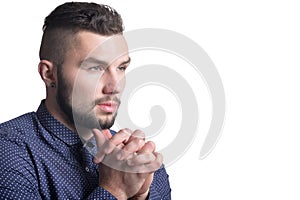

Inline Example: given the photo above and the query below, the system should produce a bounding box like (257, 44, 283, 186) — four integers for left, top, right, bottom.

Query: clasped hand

(92, 129, 163, 200)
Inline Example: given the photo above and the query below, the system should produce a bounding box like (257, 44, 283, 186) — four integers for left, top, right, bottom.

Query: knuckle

(133, 129, 145, 139)
(121, 128, 132, 135)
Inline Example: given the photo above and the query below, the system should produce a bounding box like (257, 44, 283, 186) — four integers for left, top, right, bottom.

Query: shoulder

(0, 113, 40, 197)
(0, 112, 37, 144)
(0, 112, 39, 170)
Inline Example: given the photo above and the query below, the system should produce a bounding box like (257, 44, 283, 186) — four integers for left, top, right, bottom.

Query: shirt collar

(36, 100, 81, 146)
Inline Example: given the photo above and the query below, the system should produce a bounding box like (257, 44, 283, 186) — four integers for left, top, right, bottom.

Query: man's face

(56, 31, 130, 130)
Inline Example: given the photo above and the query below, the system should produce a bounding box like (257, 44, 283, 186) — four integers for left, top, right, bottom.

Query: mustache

(94, 96, 121, 105)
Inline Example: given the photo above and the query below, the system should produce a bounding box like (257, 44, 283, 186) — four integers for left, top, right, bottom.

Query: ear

(38, 60, 57, 87)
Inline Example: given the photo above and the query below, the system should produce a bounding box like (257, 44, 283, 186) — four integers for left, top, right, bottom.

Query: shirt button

(85, 167, 90, 172)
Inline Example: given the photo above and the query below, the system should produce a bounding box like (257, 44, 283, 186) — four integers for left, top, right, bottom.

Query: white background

(1, 0, 300, 199)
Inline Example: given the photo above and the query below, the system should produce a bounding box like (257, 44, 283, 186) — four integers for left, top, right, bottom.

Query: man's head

(39, 2, 124, 66)
(38, 2, 130, 131)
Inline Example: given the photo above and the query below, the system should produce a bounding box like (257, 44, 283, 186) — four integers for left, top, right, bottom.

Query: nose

(101, 69, 123, 95)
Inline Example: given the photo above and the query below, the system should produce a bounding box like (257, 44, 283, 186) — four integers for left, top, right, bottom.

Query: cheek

(72, 74, 99, 101)
(119, 76, 126, 91)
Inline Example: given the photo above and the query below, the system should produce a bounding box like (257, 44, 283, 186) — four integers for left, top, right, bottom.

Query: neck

(44, 98, 76, 132)
(45, 98, 97, 144)
(76, 126, 94, 143)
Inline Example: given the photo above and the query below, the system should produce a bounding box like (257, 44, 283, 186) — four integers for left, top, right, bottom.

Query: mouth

(97, 101, 119, 113)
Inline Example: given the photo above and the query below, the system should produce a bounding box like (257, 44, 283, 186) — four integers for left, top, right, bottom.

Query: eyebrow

(81, 57, 131, 66)
(120, 57, 131, 65)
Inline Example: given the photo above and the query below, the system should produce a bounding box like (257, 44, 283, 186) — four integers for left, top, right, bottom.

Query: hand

(92, 129, 163, 199)
(127, 141, 158, 199)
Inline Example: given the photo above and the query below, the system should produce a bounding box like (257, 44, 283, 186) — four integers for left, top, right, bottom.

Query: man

(0, 2, 171, 199)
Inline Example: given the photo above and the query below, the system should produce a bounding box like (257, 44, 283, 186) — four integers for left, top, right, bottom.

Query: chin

(98, 116, 116, 129)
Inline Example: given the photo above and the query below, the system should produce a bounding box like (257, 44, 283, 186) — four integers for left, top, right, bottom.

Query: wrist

(99, 184, 128, 200)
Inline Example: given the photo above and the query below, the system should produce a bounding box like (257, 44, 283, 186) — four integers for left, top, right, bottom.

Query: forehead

(75, 31, 129, 64)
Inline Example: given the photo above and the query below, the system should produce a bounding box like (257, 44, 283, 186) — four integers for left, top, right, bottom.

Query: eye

(88, 65, 106, 71)
(117, 64, 127, 72)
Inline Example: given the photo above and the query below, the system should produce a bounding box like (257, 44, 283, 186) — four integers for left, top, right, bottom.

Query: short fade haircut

(39, 2, 124, 66)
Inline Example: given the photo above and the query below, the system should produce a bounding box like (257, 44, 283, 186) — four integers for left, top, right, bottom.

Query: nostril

(102, 84, 119, 95)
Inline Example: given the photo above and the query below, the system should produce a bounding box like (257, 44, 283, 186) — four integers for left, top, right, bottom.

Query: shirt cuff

(86, 187, 117, 200)
(148, 185, 162, 200)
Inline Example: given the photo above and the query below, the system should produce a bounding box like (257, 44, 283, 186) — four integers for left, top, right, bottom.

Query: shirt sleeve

(0, 129, 42, 200)
(148, 165, 172, 200)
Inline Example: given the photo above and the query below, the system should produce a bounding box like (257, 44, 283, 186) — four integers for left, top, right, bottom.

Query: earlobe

(38, 60, 57, 88)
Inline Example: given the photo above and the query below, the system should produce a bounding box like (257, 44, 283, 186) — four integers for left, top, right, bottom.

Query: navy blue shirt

(0, 101, 171, 199)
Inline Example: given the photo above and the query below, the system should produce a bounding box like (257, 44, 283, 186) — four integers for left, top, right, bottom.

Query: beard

(56, 69, 119, 130)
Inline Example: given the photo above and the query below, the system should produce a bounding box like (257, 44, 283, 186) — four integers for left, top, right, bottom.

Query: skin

(38, 31, 163, 199)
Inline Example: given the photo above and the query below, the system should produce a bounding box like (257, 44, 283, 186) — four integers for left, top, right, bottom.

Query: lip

(97, 101, 119, 113)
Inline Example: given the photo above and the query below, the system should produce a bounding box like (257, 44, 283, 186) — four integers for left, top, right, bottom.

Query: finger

(103, 128, 132, 155)
(138, 141, 156, 153)
(116, 130, 145, 160)
(101, 144, 126, 169)
(117, 138, 145, 160)
(102, 129, 113, 139)
(92, 129, 111, 163)
(92, 128, 111, 145)
(109, 128, 132, 146)
(116, 130, 146, 160)
(126, 142, 157, 166)
(146, 152, 163, 171)
(124, 129, 145, 145)
(93, 128, 132, 163)
(127, 152, 156, 166)
(127, 152, 163, 173)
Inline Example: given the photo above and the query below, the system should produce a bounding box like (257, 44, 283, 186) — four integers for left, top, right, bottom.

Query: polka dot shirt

(0, 101, 171, 199)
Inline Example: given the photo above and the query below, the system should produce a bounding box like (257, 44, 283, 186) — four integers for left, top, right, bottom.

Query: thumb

(92, 129, 112, 163)
(101, 129, 113, 139)
(92, 128, 112, 142)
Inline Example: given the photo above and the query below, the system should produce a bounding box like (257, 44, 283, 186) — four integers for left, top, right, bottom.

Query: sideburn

(56, 66, 75, 126)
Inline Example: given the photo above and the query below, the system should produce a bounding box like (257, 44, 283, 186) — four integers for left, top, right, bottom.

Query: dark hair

(39, 2, 124, 66)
